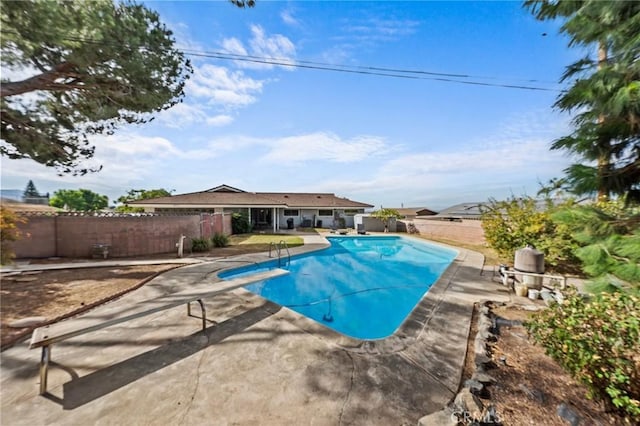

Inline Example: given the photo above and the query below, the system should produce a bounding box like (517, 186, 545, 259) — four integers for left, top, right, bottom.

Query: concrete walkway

(0, 236, 510, 425)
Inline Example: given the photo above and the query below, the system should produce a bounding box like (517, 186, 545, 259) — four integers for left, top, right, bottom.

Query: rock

(521, 304, 543, 311)
(8, 316, 47, 328)
(464, 379, 484, 395)
(541, 290, 556, 306)
(474, 353, 492, 366)
(417, 408, 457, 426)
(454, 388, 484, 421)
(477, 314, 493, 331)
(474, 336, 487, 356)
(478, 328, 496, 341)
(471, 371, 497, 384)
(557, 403, 582, 426)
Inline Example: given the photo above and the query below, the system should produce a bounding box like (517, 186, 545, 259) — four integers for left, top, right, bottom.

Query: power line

(1, 30, 562, 92)
(182, 49, 561, 92)
(182, 47, 559, 85)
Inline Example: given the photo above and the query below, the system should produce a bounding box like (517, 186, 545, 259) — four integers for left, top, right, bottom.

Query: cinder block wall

(362, 216, 397, 232)
(55, 216, 201, 258)
(9, 215, 56, 258)
(408, 218, 485, 245)
(10, 214, 230, 259)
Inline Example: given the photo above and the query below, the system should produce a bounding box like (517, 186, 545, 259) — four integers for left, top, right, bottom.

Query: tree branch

(0, 62, 80, 97)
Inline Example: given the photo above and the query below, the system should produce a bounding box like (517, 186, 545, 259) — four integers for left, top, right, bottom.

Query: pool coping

(214, 234, 471, 355)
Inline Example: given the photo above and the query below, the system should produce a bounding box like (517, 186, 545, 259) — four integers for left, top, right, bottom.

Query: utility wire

(1, 30, 562, 92)
(182, 49, 560, 92)
(182, 47, 560, 85)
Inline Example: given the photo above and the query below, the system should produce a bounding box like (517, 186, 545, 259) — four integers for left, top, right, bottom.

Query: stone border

(418, 300, 500, 425)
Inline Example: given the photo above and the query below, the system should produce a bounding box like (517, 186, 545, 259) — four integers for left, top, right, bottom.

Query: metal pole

(39, 346, 50, 395)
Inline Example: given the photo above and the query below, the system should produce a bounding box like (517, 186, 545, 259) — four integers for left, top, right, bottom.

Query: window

(318, 209, 333, 216)
(283, 209, 299, 216)
(344, 209, 361, 216)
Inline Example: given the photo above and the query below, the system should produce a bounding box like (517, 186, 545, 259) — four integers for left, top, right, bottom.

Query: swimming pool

(218, 236, 457, 340)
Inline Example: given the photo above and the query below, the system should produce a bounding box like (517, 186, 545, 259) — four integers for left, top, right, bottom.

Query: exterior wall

(275, 208, 362, 229)
(409, 218, 485, 246)
(9, 216, 56, 258)
(10, 213, 231, 259)
(354, 214, 397, 232)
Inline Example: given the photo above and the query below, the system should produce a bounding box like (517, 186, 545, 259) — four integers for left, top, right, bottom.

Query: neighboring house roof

(425, 202, 487, 220)
(391, 207, 438, 217)
(0, 199, 59, 213)
(129, 185, 373, 209)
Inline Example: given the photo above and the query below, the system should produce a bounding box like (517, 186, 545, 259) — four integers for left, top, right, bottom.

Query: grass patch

(229, 234, 304, 247)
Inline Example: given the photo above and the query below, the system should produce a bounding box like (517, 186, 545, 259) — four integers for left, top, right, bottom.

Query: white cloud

(302, 112, 573, 208)
(261, 132, 390, 165)
(0, 131, 223, 202)
(156, 103, 208, 128)
(221, 37, 248, 56)
(249, 25, 296, 59)
(281, 9, 301, 27)
(206, 114, 234, 126)
(156, 103, 235, 128)
(222, 25, 296, 70)
(187, 64, 264, 108)
(347, 17, 421, 40)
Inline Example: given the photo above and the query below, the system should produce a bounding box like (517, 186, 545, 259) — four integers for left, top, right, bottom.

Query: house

(128, 184, 373, 232)
(423, 202, 487, 221)
(391, 207, 438, 219)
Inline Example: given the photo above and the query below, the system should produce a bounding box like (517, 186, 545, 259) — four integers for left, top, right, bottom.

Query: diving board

(30, 268, 288, 394)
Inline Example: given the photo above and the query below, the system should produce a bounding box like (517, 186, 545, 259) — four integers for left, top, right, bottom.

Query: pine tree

(23, 180, 39, 198)
(524, 0, 640, 202)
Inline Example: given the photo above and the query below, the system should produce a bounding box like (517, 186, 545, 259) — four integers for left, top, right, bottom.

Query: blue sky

(1, 1, 585, 210)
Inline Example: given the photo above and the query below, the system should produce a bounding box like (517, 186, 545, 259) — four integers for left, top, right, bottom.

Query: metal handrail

(278, 240, 290, 267)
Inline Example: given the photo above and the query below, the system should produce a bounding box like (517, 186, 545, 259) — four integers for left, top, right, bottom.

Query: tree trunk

(596, 40, 610, 202)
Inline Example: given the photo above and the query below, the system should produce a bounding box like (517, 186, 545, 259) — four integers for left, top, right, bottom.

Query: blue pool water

(219, 236, 457, 340)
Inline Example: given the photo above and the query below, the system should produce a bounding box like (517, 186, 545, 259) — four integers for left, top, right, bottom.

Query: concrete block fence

(10, 213, 231, 259)
(405, 218, 486, 246)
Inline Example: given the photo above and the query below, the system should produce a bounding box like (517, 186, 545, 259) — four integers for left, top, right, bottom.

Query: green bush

(526, 288, 640, 419)
(480, 197, 578, 269)
(211, 232, 229, 248)
(191, 237, 210, 252)
(231, 212, 252, 234)
(551, 201, 640, 292)
(1, 207, 25, 265)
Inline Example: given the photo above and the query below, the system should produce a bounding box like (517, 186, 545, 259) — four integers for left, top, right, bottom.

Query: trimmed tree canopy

(49, 188, 108, 211)
(115, 188, 172, 212)
(0, 0, 192, 174)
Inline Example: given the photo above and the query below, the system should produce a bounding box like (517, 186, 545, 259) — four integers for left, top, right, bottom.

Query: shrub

(551, 201, 640, 292)
(480, 196, 578, 269)
(191, 237, 210, 252)
(526, 288, 640, 419)
(231, 212, 252, 234)
(1, 207, 26, 265)
(211, 232, 229, 248)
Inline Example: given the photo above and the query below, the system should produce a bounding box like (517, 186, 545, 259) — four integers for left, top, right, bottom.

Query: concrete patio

(0, 236, 510, 425)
